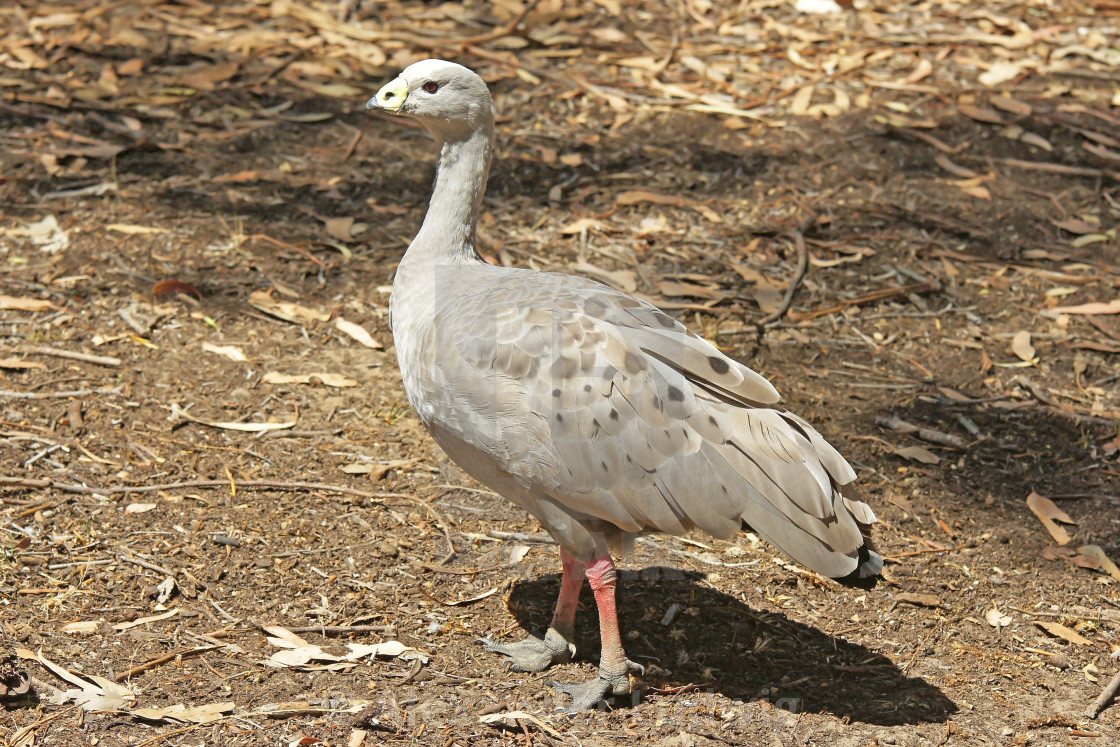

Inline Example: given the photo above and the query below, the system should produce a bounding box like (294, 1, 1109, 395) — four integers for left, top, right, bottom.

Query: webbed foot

(478, 627, 574, 673)
(548, 658, 644, 712)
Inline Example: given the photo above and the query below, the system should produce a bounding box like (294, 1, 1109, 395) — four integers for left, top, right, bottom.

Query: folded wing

(409, 266, 878, 578)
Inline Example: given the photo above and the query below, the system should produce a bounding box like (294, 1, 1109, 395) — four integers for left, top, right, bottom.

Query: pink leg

(550, 553, 644, 711)
(551, 548, 586, 640)
(584, 555, 630, 682)
(480, 547, 583, 671)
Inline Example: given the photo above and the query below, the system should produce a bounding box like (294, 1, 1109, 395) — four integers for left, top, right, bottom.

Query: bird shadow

(501, 568, 956, 726)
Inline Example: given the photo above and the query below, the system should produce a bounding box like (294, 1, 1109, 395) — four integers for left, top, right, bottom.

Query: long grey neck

(403, 121, 494, 271)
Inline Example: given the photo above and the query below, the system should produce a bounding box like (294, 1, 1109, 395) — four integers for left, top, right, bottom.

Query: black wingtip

(832, 543, 883, 590)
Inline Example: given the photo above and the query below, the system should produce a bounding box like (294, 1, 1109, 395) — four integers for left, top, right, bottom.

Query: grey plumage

(367, 58, 881, 709)
(401, 265, 879, 578)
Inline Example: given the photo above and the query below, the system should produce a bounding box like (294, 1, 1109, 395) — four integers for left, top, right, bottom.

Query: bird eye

(422, 81, 439, 94)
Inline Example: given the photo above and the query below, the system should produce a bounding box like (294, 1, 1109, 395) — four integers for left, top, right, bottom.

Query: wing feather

(403, 265, 876, 573)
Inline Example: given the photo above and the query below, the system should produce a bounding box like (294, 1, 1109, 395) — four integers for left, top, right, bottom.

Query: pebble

(1048, 653, 1070, 670)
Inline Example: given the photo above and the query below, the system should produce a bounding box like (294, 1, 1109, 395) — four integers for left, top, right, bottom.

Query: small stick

(0, 476, 404, 502)
(407, 490, 456, 563)
(954, 414, 982, 437)
(120, 554, 175, 576)
(16, 497, 71, 517)
(1086, 670, 1120, 719)
(876, 414, 968, 449)
(902, 629, 939, 674)
(757, 217, 813, 328)
(1, 476, 458, 556)
(341, 125, 363, 162)
(113, 646, 218, 682)
(487, 530, 554, 543)
(279, 624, 395, 635)
(1048, 493, 1120, 501)
(998, 157, 1118, 180)
(422, 563, 504, 575)
(244, 233, 327, 269)
(47, 559, 114, 570)
(452, 0, 543, 45)
(789, 281, 939, 322)
(18, 345, 121, 367)
(1014, 376, 1120, 426)
(133, 722, 212, 747)
(1011, 608, 1120, 624)
(0, 387, 121, 400)
(883, 544, 966, 560)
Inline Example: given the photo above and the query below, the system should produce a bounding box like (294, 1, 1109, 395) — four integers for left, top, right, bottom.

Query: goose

(366, 59, 882, 711)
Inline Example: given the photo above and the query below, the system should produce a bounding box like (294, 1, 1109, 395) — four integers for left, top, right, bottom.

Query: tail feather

(832, 524, 882, 588)
(832, 541, 883, 589)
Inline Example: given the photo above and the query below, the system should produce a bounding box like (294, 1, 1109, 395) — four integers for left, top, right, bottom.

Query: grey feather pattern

(398, 265, 877, 575)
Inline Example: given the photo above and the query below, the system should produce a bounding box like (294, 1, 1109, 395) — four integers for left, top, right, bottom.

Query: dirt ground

(3, 1, 1120, 745)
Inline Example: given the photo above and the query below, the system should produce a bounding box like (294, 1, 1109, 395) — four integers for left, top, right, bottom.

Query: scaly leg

(549, 554, 644, 712)
(480, 548, 584, 672)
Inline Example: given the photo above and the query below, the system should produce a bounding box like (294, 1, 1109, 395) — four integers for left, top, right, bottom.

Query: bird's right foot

(478, 627, 575, 673)
(549, 657, 644, 712)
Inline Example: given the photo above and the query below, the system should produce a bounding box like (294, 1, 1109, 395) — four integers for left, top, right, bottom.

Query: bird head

(367, 59, 494, 141)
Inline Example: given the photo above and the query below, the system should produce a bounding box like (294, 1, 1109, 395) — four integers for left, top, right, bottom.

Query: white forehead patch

(401, 59, 476, 84)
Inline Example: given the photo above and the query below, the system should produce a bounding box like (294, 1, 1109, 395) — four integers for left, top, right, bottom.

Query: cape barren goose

(366, 59, 882, 711)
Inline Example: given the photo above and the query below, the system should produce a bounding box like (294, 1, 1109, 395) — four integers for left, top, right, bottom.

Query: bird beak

(367, 78, 409, 113)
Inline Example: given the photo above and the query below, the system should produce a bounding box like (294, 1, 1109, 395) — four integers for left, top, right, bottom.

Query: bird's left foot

(549, 658, 644, 712)
(478, 627, 575, 673)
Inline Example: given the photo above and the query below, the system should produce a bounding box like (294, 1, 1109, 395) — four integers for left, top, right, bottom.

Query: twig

(998, 158, 1119, 181)
(120, 554, 175, 576)
(244, 233, 327, 269)
(0, 475, 456, 558)
(114, 646, 219, 683)
(17, 345, 121, 367)
(1009, 607, 1120, 624)
(788, 281, 940, 322)
(486, 530, 556, 544)
(210, 600, 239, 623)
(340, 124, 362, 162)
(0, 476, 401, 502)
(279, 624, 395, 635)
(431, 508, 457, 564)
(0, 387, 121, 400)
(24, 443, 62, 468)
(453, 0, 543, 44)
(1048, 493, 1120, 501)
(16, 497, 71, 517)
(133, 722, 212, 747)
(737, 71, 834, 112)
(757, 217, 813, 329)
(420, 587, 497, 607)
(683, 729, 739, 747)
(1012, 376, 1120, 426)
(3, 477, 109, 496)
(954, 414, 983, 437)
(422, 563, 504, 575)
(902, 628, 939, 674)
(876, 415, 968, 449)
(1086, 670, 1120, 719)
(47, 559, 114, 570)
(641, 29, 678, 76)
(883, 544, 966, 561)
